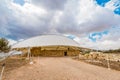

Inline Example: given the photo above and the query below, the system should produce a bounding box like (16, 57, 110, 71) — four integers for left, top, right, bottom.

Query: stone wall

(67, 50, 80, 56)
(31, 49, 80, 57)
(15, 47, 80, 57)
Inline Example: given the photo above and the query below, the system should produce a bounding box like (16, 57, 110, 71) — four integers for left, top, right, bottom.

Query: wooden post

(107, 54, 110, 70)
(0, 63, 5, 80)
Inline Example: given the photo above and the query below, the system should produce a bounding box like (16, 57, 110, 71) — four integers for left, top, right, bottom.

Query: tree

(0, 38, 11, 53)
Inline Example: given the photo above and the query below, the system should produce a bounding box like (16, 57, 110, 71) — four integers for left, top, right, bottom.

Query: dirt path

(3, 57, 120, 80)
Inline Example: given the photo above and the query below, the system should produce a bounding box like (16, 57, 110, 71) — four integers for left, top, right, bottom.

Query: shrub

(0, 38, 11, 53)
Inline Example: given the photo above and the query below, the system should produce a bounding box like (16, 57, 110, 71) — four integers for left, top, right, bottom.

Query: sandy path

(3, 57, 120, 80)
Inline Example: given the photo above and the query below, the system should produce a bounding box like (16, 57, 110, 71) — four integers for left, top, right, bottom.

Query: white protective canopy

(12, 35, 80, 48)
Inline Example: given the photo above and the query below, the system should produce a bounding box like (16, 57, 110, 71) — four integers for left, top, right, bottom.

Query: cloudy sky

(0, 0, 120, 50)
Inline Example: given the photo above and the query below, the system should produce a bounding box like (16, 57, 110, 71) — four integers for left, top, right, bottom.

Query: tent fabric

(12, 35, 80, 48)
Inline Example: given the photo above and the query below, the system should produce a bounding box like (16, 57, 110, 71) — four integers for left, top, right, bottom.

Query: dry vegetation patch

(0, 57, 29, 80)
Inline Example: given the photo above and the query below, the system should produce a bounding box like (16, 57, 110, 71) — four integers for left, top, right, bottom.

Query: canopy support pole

(27, 47, 30, 60)
(27, 47, 33, 64)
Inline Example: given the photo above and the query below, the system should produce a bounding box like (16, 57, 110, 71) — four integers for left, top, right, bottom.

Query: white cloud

(74, 36, 120, 50)
(73, 28, 120, 50)
(105, 0, 116, 10)
(105, 0, 120, 11)
(55, 0, 120, 35)
(9, 2, 48, 27)
(8, 39, 17, 45)
(2, 0, 120, 36)
(0, 0, 120, 50)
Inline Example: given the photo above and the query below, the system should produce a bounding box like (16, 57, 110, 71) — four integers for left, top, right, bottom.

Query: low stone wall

(79, 52, 120, 61)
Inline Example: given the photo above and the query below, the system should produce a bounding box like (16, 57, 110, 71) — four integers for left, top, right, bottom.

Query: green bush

(0, 38, 11, 53)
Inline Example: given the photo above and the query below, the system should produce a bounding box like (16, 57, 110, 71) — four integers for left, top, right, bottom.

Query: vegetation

(103, 48, 120, 53)
(0, 38, 11, 53)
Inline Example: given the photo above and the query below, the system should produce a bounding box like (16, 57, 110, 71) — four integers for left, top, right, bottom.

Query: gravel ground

(2, 57, 120, 80)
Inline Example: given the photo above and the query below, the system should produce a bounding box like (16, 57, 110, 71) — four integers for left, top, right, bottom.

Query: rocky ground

(1, 57, 120, 80)
(76, 54, 120, 71)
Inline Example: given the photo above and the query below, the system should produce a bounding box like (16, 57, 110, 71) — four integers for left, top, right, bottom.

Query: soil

(0, 57, 29, 79)
(0, 57, 120, 80)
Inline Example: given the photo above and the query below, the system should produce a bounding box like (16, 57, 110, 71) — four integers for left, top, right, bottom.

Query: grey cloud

(7, 16, 53, 40)
(31, 0, 67, 10)
(55, 0, 80, 35)
(0, 0, 12, 37)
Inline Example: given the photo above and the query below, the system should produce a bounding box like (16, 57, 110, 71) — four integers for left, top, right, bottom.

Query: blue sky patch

(89, 30, 109, 42)
(96, 0, 110, 7)
(113, 0, 120, 15)
(66, 35, 76, 40)
(6, 35, 17, 40)
(13, 0, 25, 6)
(114, 7, 120, 15)
(89, 35, 97, 42)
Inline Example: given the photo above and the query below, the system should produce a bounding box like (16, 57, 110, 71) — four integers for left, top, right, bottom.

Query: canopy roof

(12, 35, 80, 48)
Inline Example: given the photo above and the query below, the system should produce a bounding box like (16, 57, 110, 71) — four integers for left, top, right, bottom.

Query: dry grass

(0, 57, 29, 80)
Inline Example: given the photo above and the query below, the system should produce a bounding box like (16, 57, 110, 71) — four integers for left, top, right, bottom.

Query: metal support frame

(27, 47, 33, 64)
